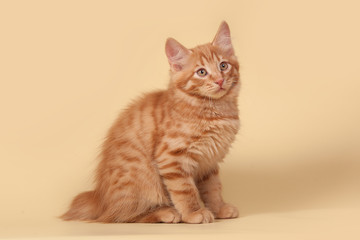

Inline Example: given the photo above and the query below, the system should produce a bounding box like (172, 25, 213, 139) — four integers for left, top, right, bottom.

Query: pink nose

(215, 79, 224, 87)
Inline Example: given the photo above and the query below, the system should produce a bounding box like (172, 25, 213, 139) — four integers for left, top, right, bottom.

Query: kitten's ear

(165, 38, 191, 71)
(212, 21, 234, 55)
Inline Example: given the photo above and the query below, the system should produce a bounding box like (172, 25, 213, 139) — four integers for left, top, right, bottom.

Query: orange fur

(61, 21, 240, 224)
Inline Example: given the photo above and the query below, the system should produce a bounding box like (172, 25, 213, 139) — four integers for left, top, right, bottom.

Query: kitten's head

(165, 21, 239, 100)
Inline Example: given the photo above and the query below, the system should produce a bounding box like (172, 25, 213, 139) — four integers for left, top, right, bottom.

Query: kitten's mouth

(216, 87, 226, 92)
(208, 87, 228, 99)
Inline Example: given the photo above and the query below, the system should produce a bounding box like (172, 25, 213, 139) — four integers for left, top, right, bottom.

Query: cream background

(0, 0, 360, 239)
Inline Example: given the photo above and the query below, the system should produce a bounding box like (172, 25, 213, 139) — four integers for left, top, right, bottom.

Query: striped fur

(62, 21, 240, 224)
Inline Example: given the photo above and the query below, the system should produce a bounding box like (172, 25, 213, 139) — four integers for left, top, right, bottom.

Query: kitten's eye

(196, 68, 207, 77)
(220, 62, 228, 71)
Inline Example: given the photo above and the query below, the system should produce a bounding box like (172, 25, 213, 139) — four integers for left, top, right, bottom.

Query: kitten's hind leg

(135, 206, 181, 223)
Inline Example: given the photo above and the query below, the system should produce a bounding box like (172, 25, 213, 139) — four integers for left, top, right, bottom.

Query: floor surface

(1, 208, 359, 240)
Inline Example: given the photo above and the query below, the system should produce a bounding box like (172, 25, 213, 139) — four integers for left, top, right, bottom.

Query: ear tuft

(165, 38, 190, 71)
(212, 21, 234, 55)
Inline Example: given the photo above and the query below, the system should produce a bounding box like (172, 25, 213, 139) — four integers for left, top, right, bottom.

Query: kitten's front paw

(182, 208, 214, 224)
(159, 207, 181, 223)
(216, 203, 239, 219)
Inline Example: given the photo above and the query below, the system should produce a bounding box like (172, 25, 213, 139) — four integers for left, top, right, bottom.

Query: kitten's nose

(215, 79, 224, 87)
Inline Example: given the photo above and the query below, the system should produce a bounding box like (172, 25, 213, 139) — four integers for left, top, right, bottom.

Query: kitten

(61, 21, 240, 224)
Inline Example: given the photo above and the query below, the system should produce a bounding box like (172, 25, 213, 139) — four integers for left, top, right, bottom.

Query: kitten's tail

(61, 191, 100, 221)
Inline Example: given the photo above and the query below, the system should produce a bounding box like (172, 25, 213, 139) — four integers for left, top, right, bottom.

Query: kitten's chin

(206, 88, 228, 99)
(186, 88, 229, 100)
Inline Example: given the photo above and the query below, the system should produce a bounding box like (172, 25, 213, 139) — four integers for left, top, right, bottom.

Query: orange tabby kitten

(62, 21, 240, 224)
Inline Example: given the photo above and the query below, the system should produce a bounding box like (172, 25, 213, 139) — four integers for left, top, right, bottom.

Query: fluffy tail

(61, 191, 100, 221)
